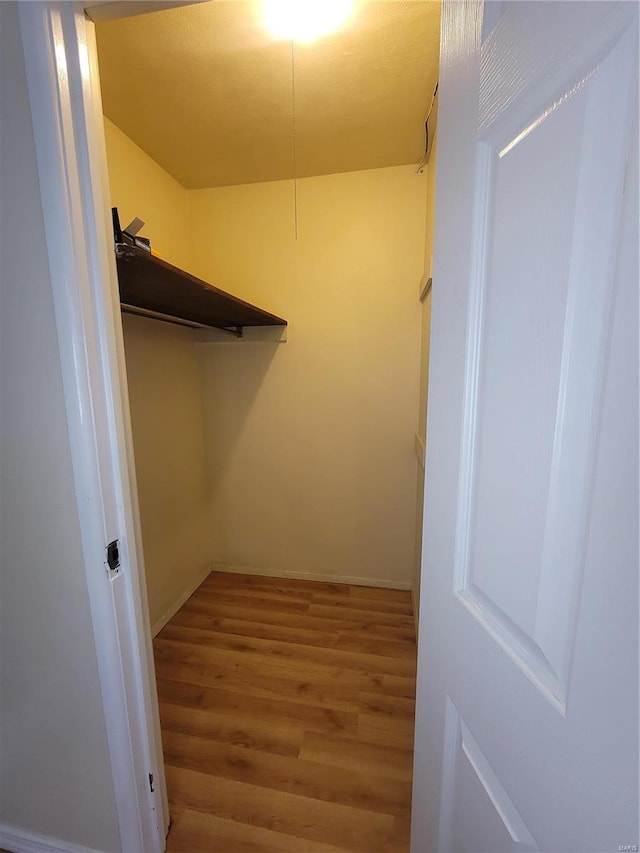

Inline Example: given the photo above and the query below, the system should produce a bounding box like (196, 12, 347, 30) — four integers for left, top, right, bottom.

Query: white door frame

(17, 2, 172, 849)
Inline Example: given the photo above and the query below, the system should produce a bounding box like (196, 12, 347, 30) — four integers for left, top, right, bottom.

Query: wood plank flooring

(155, 572, 417, 852)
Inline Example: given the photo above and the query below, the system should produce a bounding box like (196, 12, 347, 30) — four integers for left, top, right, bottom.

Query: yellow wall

(189, 166, 426, 585)
(413, 133, 438, 614)
(105, 113, 428, 598)
(419, 130, 437, 443)
(104, 117, 212, 629)
(104, 117, 192, 270)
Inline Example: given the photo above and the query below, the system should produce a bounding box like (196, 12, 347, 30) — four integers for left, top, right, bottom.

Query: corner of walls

(103, 116, 192, 270)
(103, 118, 214, 629)
(413, 132, 439, 624)
(150, 563, 213, 637)
(423, 130, 438, 277)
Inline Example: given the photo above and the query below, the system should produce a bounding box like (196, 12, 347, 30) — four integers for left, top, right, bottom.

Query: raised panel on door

(438, 699, 539, 853)
(412, 2, 638, 851)
(453, 2, 637, 713)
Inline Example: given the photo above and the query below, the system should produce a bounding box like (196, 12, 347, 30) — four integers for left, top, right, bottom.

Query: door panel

(412, 2, 638, 851)
(439, 698, 539, 853)
(457, 2, 637, 712)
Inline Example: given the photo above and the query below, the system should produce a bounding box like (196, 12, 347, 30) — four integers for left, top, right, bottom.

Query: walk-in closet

(94, 2, 440, 848)
(3, 2, 637, 850)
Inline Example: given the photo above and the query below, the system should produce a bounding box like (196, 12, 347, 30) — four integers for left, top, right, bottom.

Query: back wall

(190, 166, 426, 585)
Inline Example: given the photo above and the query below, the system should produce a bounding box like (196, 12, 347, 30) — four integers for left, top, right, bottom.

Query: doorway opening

(92, 1, 440, 848)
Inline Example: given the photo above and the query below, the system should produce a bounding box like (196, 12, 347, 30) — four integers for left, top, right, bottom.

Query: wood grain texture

(155, 571, 417, 852)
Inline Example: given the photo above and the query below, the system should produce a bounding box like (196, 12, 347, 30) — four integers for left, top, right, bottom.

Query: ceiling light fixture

(263, 0, 353, 43)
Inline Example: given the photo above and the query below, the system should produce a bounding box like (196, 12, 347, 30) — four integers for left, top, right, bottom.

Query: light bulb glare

(263, 0, 353, 43)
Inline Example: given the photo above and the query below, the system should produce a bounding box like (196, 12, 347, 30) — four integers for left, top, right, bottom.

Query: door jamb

(17, 2, 170, 849)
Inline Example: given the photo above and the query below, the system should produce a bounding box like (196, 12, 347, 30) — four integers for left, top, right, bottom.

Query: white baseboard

(151, 563, 213, 636)
(0, 824, 106, 853)
(210, 562, 411, 591)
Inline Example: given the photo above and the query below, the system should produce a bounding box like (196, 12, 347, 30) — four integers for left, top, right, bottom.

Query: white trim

(0, 824, 107, 853)
(210, 563, 412, 590)
(152, 565, 213, 636)
(17, 3, 166, 850)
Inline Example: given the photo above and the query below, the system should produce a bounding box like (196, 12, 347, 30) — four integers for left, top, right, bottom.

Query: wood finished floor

(155, 571, 417, 852)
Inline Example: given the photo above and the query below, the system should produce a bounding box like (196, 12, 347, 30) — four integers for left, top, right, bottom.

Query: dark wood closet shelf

(115, 244, 287, 335)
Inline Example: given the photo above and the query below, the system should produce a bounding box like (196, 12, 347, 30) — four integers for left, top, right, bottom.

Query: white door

(412, 2, 638, 852)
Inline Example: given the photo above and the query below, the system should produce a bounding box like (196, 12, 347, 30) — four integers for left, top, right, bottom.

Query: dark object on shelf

(112, 207, 151, 253)
(115, 243, 287, 336)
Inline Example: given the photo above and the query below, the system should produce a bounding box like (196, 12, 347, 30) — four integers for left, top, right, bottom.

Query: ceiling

(96, 1, 440, 189)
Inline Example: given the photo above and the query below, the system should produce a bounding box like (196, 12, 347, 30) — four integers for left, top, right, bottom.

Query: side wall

(189, 166, 426, 585)
(104, 119, 212, 629)
(104, 118, 192, 272)
(0, 4, 121, 848)
(413, 134, 438, 616)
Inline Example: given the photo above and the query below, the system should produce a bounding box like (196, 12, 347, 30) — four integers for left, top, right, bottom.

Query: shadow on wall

(122, 312, 213, 623)
(197, 338, 282, 484)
